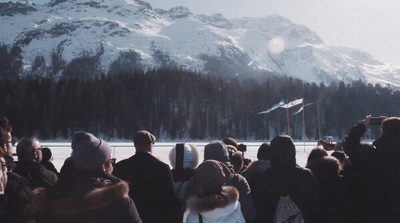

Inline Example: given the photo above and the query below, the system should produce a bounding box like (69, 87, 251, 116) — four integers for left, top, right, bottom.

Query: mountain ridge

(1, 0, 399, 88)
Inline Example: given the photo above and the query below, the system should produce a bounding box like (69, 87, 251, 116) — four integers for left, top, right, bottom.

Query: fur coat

(183, 186, 245, 223)
(32, 176, 142, 223)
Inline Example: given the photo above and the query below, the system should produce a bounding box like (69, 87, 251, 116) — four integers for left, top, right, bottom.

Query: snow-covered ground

(40, 141, 320, 171)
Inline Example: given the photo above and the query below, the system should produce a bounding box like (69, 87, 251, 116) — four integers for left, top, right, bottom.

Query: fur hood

(32, 181, 129, 215)
(187, 186, 239, 213)
(184, 186, 244, 223)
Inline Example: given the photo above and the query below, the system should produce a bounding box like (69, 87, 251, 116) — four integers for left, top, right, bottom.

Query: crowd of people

(0, 115, 399, 223)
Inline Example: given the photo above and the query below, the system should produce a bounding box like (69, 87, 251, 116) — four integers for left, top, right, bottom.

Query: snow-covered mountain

(1, 0, 399, 87)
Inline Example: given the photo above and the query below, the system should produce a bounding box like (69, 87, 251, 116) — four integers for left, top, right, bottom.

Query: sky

(4, 0, 400, 66)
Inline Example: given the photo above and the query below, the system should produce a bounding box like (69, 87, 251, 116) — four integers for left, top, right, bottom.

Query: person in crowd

(305, 147, 328, 168)
(113, 130, 178, 223)
(0, 157, 7, 220)
(183, 160, 245, 223)
(40, 147, 59, 176)
(32, 131, 142, 223)
(0, 117, 15, 161)
(342, 116, 400, 222)
(330, 150, 348, 174)
(169, 143, 199, 220)
(307, 156, 345, 223)
(227, 145, 244, 174)
(252, 135, 319, 223)
(0, 118, 35, 223)
(223, 137, 251, 170)
(14, 137, 58, 189)
(241, 142, 271, 187)
(2, 155, 35, 223)
(186, 140, 256, 222)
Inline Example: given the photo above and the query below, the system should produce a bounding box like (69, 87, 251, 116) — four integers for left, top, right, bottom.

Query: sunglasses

(110, 158, 116, 166)
(8, 139, 16, 146)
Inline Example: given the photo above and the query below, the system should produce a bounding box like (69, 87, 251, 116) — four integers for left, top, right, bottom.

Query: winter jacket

(41, 161, 59, 177)
(307, 157, 346, 223)
(31, 168, 142, 223)
(14, 161, 58, 189)
(183, 186, 245, 223)
(343, 123, 400, 222)
(185, 161, 256, 222)
(112, 151, 178, 223)
(251, 167, 320, 223)
(3, 172, 35, 223)
(241, 159, 271, 188)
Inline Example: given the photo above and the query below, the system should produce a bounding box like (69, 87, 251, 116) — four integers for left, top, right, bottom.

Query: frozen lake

(39, 141, 321, 171)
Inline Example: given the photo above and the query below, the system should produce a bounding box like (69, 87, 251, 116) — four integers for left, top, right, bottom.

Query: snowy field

(40, 141, 321, 171)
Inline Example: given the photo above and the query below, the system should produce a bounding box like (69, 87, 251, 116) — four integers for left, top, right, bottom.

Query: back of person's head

(306, 147, 328, 167)
(204, 141, 230, 164)
(194, 160, 231, 196)
(71, 131, 111, 171)
(331, 150, 346, 165)
(307, 156, 341, 179)
(257, 143, 271, 160)
(133, 130, 155, 150)
(223, 137, 238, 149)
(169, 143, 199, 169)
(270, 135, 296, 169)
(41, 147, 52, 163)
(229, 150, 244, 173)
(17, 137, 41, 162)
(382, 117, 400, 137)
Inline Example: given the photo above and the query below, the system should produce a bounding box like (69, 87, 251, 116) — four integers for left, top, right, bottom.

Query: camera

(237, 143, 247, 153)
(369, 117, 383, 126)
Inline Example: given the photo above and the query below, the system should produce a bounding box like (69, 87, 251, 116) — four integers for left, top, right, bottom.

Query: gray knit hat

(204, 141, 230, 164)
(71, 131, 111, 171)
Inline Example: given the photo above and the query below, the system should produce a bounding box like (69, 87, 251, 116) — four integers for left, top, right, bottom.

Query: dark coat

(112, 151, 178, 223)
(14, 161, 58, 189)
(251, 167, 320, 223)
(41, 161, 59, 177)
(3, 172, 35, 223)
(31, 168, 142, 223)
(343, 123, 400, 222)
(307, 158, 346, 223)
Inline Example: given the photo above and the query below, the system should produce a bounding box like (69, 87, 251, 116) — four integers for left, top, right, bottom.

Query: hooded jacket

(183, 186, 245, 223)
(252, 135, 319, 223)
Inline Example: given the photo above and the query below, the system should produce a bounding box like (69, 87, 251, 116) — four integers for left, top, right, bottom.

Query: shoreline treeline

(0, 67, 398, 140)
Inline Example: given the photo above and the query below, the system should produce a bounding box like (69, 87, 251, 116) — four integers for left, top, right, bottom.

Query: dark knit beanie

(195, 160, 231, 195)
(204, 141, 230, 164)
(71, 131, 111, 171)
(257, 143, 271, 160)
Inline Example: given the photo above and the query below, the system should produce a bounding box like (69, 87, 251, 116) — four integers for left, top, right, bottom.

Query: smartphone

(369, 117, 382, 125)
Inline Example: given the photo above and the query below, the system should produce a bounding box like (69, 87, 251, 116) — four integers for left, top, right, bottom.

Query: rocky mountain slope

(1, 0, 399, 87)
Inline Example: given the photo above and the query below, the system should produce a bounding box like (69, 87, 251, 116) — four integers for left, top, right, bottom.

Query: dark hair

(41, 147, 52, 162)
(306, 147, 328, 168)
(382, 117, 400, 137)
(0, 117, 12, 148)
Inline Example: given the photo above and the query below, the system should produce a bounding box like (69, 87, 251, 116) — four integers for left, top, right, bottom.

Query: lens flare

(267, 37, 285, 55)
